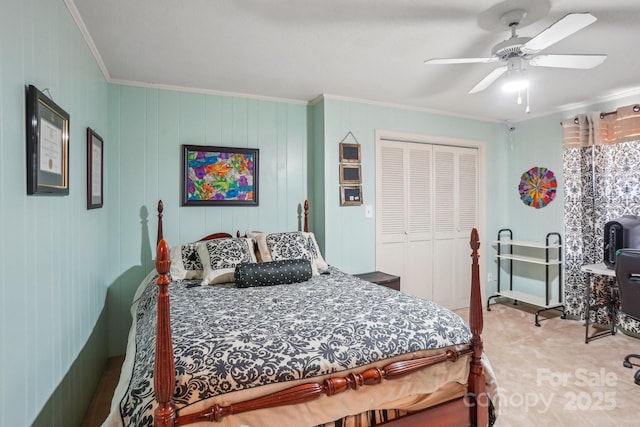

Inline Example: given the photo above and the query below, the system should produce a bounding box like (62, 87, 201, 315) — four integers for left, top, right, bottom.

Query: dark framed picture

(340, 185, 363, 206)
(87, 128, 104, 209)
(339, 164, 361, 184)
(26, 85, 70, 195)
(182, 145, 259, 206)
(339, 143, 361, 163)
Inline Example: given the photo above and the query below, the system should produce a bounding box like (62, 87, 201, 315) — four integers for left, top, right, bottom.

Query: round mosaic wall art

(518, 166, 557, 209)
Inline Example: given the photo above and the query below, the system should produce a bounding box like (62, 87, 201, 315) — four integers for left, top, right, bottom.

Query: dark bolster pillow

(234, 259, 313, 288)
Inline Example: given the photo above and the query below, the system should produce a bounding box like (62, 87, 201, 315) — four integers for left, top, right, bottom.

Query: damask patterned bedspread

(120, 267, 472, 426)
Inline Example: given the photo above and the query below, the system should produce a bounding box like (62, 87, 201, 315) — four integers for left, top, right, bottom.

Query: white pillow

(196, 238, 257, 285)
(245, 230, 263, 240)
(255, 231, 328, 275)
(169, 243, 204, 280)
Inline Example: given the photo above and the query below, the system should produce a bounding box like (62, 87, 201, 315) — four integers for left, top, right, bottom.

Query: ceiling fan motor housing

(491, 36, 533, 60)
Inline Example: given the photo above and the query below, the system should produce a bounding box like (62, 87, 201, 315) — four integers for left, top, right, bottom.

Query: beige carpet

(458, 302, 640, 427)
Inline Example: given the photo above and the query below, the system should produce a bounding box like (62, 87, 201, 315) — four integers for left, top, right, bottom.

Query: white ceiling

(69, 0, 640, 123)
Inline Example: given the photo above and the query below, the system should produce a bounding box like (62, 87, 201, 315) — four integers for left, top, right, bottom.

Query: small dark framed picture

(182, 145, 259, 206)
(26, 85, 70, 195)
(87, 128, 104, 209)
(339, 164, 361, 184)
(339, 143, 361, 163)
(340, 185, 363, 206)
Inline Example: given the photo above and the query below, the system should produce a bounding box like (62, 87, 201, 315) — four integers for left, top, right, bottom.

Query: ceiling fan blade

(529, 54, 607, 69)
(424, 57, 498, 65)
(521, 13, 597, 54)
(468, 66, 507, 94)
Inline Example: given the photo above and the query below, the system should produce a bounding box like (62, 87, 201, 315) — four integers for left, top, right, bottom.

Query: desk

(581, 263, 617, 343)
(581, 263, 615, 276)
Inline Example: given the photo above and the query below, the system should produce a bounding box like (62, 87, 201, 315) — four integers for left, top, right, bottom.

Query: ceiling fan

(424, 10, 607, 94)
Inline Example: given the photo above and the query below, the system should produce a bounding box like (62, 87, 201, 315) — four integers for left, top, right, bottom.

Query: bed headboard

(156, 199, 311, 247)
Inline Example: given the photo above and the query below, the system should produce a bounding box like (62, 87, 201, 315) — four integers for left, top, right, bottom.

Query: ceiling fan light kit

(424, 8, 607, 112)
(502, 74, 529, 93)
(501, 57, 529, 93)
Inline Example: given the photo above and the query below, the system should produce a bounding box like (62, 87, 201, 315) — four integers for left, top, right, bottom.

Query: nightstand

(354, 271, 401, 291)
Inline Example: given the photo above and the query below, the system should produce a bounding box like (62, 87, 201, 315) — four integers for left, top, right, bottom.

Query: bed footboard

(175, 349, 471, 425)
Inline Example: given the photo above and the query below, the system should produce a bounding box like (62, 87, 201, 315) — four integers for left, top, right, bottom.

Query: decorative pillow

(169, 243, 204, 280)
(234, 259, 312, 288)
(255, 231, 328, 275)
(244, 230, 264, 262)
(245, 230, 263, 240)
(196, 238, 257, 285)
(302, 232, 329, 273)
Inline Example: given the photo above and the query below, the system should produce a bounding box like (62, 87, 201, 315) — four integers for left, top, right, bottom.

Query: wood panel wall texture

(1, 1, 109, 426)
(107, 87, 309, 356)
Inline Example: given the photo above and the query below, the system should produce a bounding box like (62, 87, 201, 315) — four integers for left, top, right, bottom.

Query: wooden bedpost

(157, 200, 164, 246)
(154, 201, 176, 427)
(304, 200, 309, 233)
(468, 228, 488, 427)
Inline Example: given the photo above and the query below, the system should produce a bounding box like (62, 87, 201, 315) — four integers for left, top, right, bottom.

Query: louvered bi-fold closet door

(376, 141, 434, 300)
(432, 146, 478, 309)
(376, 140, 477, 309)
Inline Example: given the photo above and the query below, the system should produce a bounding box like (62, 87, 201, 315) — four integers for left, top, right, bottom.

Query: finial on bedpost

(304, 200, 309, 233)
(154, 237, 176, 427)
(468, 227, 487, 427)
(157, 200, 164, 246)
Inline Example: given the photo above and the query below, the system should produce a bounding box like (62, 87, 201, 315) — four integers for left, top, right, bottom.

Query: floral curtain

(562, 104, 640, 334)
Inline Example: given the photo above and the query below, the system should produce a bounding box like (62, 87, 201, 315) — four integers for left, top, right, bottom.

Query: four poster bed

(103, 200, 495, 427)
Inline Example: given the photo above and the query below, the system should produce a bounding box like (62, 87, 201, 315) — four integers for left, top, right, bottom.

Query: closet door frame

(374, 130, 487, 304)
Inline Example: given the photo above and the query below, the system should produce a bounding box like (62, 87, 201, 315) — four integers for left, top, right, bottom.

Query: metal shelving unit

(487, 228, 566, 326)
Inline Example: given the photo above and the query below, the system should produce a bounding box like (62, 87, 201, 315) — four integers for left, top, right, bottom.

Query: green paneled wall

(308, 99, 326, 250)
(319, 97, 508, 281)
(106, 86, 309, 355)
(0, 0, 109, 425)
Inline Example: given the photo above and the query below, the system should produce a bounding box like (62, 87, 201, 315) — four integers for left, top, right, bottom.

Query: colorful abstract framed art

(181, 145, 259, 206)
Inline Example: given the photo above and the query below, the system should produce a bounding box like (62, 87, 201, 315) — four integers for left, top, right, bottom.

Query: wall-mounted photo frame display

(339, 142, 361, 163)
(26, 85, 70, 195)
(339, 164, 362, 185)
(87, 128, 104, 209)
(182, 144, 259, 206)
(340, 185, 363, 206)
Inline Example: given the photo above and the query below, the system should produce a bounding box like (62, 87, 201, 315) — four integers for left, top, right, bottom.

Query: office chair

(614, 249, 640, 386)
